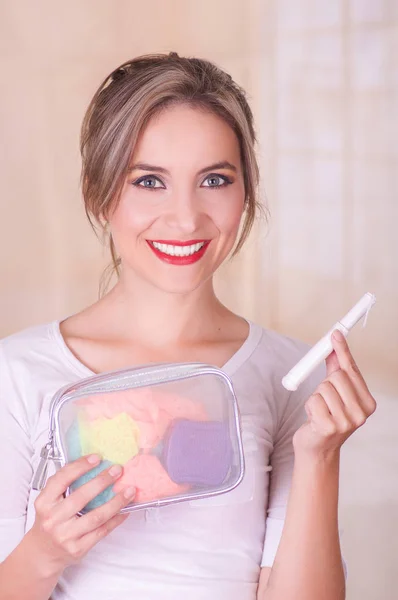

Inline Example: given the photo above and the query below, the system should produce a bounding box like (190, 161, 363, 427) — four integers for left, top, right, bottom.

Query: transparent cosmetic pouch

(32, 362, 245, 514)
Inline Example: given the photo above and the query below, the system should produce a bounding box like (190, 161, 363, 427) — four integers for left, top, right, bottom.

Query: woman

(0, 52, 376, 600)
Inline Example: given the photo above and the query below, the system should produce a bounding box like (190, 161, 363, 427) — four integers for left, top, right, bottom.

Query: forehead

(131, 104, 241, 168)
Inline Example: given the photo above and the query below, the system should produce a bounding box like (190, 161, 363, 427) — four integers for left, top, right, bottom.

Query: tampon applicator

(282, 292, 376, 391)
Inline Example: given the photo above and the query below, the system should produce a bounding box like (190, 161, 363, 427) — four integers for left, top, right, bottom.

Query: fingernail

(109, 465, 123, 477)
(123, 486, 136, 499)
(333, 330, 344, 342)
(87, 454, 101, 465)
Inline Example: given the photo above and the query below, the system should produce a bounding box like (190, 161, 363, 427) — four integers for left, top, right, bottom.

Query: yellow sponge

(80, 412, 140, 464)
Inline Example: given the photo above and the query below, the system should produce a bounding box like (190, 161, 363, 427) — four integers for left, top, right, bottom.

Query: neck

(97, 272, 229, 347)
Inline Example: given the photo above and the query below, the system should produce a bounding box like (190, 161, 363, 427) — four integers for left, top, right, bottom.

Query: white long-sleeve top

(0, 319, 325, 599)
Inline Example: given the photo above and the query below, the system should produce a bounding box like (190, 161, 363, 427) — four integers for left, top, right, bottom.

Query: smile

(147, 239, 210, 265)
(150, 241, 204, 256)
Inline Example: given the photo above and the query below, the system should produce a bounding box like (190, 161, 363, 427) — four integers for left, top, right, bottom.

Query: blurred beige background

(0, 1, 397, 598)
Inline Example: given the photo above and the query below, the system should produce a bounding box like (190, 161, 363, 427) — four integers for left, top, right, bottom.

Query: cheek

(110, 193, 154, 237)
(211, 196, 245, 235)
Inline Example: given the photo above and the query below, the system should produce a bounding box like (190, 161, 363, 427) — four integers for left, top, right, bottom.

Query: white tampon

(281, 292, 377, 391)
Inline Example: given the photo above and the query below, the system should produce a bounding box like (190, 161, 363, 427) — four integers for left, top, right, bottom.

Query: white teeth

(152, 241, 205, 256)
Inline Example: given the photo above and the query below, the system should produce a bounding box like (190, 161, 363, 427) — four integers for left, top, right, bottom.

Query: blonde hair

(80, 52, 264, 291)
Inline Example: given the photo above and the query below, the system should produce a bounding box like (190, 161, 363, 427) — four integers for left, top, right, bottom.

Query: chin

(121, 247, 228, 295)
(148, 273, 212, 296)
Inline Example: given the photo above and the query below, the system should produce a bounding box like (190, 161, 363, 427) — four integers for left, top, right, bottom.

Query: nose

(164, 190, 204, 235)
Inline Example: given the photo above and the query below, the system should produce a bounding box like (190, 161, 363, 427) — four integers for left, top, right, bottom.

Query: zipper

(32, 438, 54, 490)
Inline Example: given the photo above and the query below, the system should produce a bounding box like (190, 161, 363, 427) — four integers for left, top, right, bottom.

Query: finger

(69, 486, 136, 538)
(50, 464, 125, 522)
(41, 454, 102, 504)
(317, 381, 353, 433)
(331, 330, 367, 386)
(331, 331, 377, 415)
(306, 393, 337, 436)
(78, 512, 130, 554)
(327, 371, 368, 427)
(325, 349, 341, 377)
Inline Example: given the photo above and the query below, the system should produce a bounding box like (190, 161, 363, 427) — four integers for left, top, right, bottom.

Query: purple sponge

(162, 420, 233, 486)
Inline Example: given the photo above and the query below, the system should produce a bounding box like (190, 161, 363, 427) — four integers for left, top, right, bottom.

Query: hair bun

(112, 68, 127, 81)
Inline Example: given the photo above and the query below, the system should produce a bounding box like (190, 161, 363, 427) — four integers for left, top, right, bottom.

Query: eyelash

(131, 173, 233, 191)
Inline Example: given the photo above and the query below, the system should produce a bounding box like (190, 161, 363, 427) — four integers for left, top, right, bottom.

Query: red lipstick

(147, 240, 210, 266)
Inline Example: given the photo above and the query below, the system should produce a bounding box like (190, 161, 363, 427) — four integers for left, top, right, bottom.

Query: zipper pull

(32, 442, 53, 490)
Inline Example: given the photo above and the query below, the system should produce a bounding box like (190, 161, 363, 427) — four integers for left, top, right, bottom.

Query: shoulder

(1, 321, 58, 358)
(0, 321, 81, 423)
(0, 321, 67, 380)
(0, 319, 87, 380)
(0, 320, 62, 383)
(236, 321, 325, 417)
(255, 321, 325, 384)
(247, 321, 316, 377)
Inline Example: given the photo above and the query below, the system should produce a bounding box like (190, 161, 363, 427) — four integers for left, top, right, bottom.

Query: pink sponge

(76, 388, 159, 421)
(75, 389, 208, 450)
(113, 455, 189, 503)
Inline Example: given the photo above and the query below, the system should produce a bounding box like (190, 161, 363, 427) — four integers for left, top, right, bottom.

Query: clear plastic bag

(33, 362, 245, 514)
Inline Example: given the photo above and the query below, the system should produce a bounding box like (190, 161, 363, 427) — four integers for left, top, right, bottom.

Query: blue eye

(132, 175, 164, 190)
(131, 173, 233, 191)
(202, 174, 233, 189)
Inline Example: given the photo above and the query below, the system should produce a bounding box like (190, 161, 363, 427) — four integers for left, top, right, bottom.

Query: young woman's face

(108, 104, 246, 294)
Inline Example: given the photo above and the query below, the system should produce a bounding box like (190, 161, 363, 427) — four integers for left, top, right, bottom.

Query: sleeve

(260, 361, 348, 579)
(261, 362, 323, 566)
(0, 342, 34, 561)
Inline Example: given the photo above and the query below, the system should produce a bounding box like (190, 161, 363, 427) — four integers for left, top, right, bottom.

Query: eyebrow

(128, 161, 238, 176)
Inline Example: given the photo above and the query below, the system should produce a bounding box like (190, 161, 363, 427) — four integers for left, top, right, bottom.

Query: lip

(146, 240, 210, 266)
(149, 239, 208, 246)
